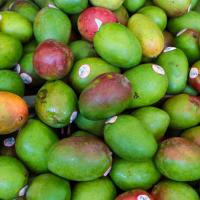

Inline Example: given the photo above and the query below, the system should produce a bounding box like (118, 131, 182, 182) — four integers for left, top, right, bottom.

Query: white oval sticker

(104, 166, 112, 176)
(105, 116, 118, 124)
(189, 67, 199, 79)
(95, 18, 103, 31)
(137, 195, 151, 200)
(78, 64, 91, 79)
(4, 137, 15, 147)
(70, 111, 78, 123)
(20, 73, 32, 84)
(176, 29, 187, 37)
(163, 47, 177, 53)
(14, 64, 21, 74)
(152, 64, 165, 75)
(48, 3, 57, 8)
(188, 4, 192, 12)
(18, 185, 28, 196)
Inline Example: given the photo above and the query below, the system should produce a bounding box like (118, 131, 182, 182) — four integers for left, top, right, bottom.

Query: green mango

(0, 156, 28, 199)
(181, 126, 200, 146)
(124, 63, 168, 108)
(71, 177, 117, 200)
(175, 29, 200, 63)
(75, 113, 105, 137)
(0, 32, 23, 69)
(132, 106, 170, 141)
(94, 23, 142, 69)
(152, 180, 200, 200)
(168, 11, 200, 34)
(35, 80, 77, 128)
(110, 158, 161, 191)
(26, 173, 71, 200)
(128, 13, 164, 58)
(15, 119, 58, 173)
(32, 0, 54, 8)
(0, 11, 33, 42)
(156, 47, 188, 94)
(163, 94, 200, 129)
(33, 7, 71, 44)
(138, 6, 167, 31)
(54, 0, 88, 14)
(89, 0, 124, 10)
(69, 57, 119, 92)
(47, 135, 112, 181)
(123, 0, 146, 13)
(104, 115, 157, 161)
(71, 130, 92, 137)
(153, 0, 191, 17)
(191, 0, 199, 9)
(155, 137, 200, 181)
(113, 5, 129, 26)
(0, 70, 24, 96)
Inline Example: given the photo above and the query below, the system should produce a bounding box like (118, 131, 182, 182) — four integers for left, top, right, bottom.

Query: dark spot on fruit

(18, 116, 23, 121)
(38, 89, 48, 103)
(134, 92, 139, 99)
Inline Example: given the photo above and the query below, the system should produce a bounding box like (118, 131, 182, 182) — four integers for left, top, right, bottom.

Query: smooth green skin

(152, 180, 200, 200)
(35, 80, 77, 128)
(175, 30, 200, 64)
(71, 130, 92, 137)
(110, 158, 161, 191)
(104, 115, 157, 161)
(182, 126, 200, 146)
(0, 70, 24, 96)
(72, 177, 117, 200)
(26, 173, 71, 200)
(124, 63, 168, 108)
(182, 84, 198, 96)
(33, 7, 71, 44)
(32, 0, 54, 8)
(47, 136, 112, 181)
(163, 94, 200, 129)
(89, 0, 124, 10)
(153, 0, 190, 17)
(75, 113, 105, 137)
(113, 5, 129, 26)
(69, 57, 120, 92)
(0, 32, 23, 69)
(15, 119, 58, 173)
(128, 14, 164, 58)
(54, 0, 88, 14)
(11, 0, 39, 22)
(191, 0, 199, 9)
(123, 0, 146, 13)
(94, 23, 142, 69)
(138, 6, 167, 31)
(0, 156, 28, 200)
(132, 106, 170, 141)
(69, 40, 96, 62)
(155, 137, 200, 181)
(168, 11, 200, 34)
(0, 11, 33, 42)
(156, 48, 188, 94)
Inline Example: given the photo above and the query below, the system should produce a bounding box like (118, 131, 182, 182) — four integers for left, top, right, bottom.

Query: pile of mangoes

(1, 0, 200, 199)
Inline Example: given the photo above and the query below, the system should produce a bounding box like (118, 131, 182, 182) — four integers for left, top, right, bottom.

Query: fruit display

(1, 0, 200, 200)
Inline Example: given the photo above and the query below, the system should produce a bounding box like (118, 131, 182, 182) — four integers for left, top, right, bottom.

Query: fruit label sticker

(70, 111, 78, 123)
(163, 47, 176, 53)
(105, 116, 118, 124)
(190, 67, 199, 79)
(95, 18, 103, 31)
(48, 3, 57, 8)
(137, 195, 150, 200)
(15, 64, 21, 74)
(152, 64, 165, 75)
(79, 64, 91, 79)
(176, 29, 187, 37)
(188, 4, 192, 12)
(18, 185, 28, 196)
(20, 73, 32, 84)
(104, 166, 112, 176)
(4, 137, 15, 147)
(0, 15, 2, 21)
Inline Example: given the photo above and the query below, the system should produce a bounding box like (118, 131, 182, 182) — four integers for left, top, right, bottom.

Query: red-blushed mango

(155, 137, 200, 181)
(0, 91, 29, 135)
(128, 13, 164, 58)
(79, 72, 132, 120)
(78, 7, 117, 42)
(189, 60, 200, 92)
(33, 39, 73, 80)
(115, 189, 154, 200)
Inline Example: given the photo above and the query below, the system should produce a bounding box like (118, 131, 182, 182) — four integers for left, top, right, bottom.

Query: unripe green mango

(123, 0, 146, 13)
(156, 47, 189, 94)
(113, 5, 129, 26)
(128, 13, 164, 58)
(89, 0, 124, 10)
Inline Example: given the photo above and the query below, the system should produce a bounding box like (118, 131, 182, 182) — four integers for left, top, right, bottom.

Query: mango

(123, 0, 146, 13)
(113, 5, 129, 26)
(128, 13, 164, 58)
(155, 137, 200, 181)
(189, 60, 200, 92)
(124, 63, 168, 108)
(89, 0, 124, 10)
(26, 173, 71, 200)
(71, 177, 116, 200)
(47, 135, 112, 181)
(79, 73, 132, 120)
(0, 92, 28, 135)
(35, 80, 77, 128)
(94, 23, 142, 68)
(33, 7, 71, 43)
(156, 47, 188, 94)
